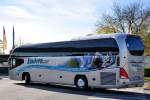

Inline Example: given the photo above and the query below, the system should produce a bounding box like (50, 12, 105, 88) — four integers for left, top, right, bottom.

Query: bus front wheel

(24, 73, 30, 84)
(75, 76, 88, 90)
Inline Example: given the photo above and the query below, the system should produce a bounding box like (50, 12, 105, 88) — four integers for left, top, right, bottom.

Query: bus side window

(16, 58, 24, 67)
(11, 58, 24, 68)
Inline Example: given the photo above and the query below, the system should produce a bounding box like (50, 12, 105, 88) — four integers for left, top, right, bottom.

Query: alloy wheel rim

(77, 79, 85, 88)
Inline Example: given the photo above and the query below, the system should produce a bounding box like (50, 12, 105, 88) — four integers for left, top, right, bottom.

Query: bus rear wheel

(75, 76, 88, 90)
(24, 73, 30, 85)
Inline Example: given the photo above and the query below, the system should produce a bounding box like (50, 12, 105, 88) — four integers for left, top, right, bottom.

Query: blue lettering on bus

(27, 58, 44, 64)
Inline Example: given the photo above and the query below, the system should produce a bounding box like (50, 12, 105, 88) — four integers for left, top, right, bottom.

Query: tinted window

(126, 36, 144, 56)
(14, 38, 119, 53)
(10, 58, 24, 69)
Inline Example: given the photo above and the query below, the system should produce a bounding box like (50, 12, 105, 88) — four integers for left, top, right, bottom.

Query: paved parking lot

(0, 75, 149, 100)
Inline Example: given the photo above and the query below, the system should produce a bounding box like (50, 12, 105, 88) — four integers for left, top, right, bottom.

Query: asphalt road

(0, 76, 149, 100)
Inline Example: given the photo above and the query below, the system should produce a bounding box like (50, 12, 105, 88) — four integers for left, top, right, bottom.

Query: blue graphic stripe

(16, 64, 96, 74)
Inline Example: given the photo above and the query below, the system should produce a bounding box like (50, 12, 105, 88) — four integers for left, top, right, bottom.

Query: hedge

(144, 67, 150, 77)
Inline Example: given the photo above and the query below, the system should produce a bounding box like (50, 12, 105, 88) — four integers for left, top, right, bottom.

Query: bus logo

(27, 58, 49, 64)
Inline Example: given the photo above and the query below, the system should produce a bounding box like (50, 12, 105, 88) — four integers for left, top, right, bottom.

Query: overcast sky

(0, 0, 149, 53)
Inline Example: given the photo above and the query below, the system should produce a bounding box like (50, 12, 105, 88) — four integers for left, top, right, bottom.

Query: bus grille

(100, 72, 116, 85)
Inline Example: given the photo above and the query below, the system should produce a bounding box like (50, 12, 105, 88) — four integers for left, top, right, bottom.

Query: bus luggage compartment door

(100, 68, 119, 87)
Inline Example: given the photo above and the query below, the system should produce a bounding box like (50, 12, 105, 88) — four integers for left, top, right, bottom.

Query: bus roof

(71, 33, 126, 40)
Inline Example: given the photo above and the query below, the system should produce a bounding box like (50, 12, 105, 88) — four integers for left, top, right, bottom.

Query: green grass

(146, 84, 150, 89)
(144, 77, 150, 89)
(144, 77, 150, 82)
(144, 66, 150, 89)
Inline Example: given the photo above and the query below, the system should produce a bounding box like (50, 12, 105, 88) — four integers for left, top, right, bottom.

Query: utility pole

(12, 26, 15, 49)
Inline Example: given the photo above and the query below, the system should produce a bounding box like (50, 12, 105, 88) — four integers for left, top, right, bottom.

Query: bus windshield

(125, 35, 144, 56)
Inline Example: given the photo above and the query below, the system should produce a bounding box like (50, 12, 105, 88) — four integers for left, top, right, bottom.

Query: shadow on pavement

(15, 82, 150, 100)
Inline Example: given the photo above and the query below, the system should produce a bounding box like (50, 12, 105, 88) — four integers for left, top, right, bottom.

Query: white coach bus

(9, 33, 144, 90)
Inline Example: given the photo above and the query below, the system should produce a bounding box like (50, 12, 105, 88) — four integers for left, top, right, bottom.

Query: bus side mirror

(116, 56, 120, 66)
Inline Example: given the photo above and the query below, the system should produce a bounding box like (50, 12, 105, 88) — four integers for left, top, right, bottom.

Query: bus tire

(75, 76, 88, 90)
(25, 73, 30, 85)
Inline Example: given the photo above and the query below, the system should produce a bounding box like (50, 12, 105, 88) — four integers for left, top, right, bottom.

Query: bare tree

(96, 1, 150, 36)
(15, 38, 25, 47)
(96, 14, 118, 33)
(96, 1, 150, 55)
(113, 2, 126, 33)
(122, 2, 150, 35)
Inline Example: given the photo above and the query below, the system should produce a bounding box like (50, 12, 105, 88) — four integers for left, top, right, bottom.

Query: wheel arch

(22, 72, 30, 80)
